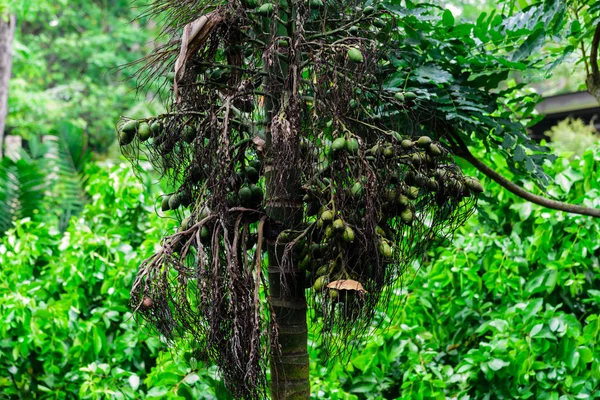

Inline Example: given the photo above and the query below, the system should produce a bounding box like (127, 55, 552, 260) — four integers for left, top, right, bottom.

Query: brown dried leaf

(326, 279, 366, 293)
(253, 136, 266, 154)
(174, 12, 222, 102)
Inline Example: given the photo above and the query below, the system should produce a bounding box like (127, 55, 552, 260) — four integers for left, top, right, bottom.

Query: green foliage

(0, 163, 158, 397)
(308, 144, 600, 399)
(0, 163, 236, 398)
(6, 0, 160, 153)
(0, 124, 90, 236)
(2, 150, 598, 399)
(546, 118, 599, 159)
(377, 0, 579, 187)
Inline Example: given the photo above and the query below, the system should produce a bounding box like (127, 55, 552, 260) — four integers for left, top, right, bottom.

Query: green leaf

(565, 348, 580, 370)
(514, 145, 526, 162)
(413, 65, 453, 85)
(442, 9, 454, 27)
(512, 28, 546, 62)
(488, 358, 510, 371)
(530, 323, 544, 337)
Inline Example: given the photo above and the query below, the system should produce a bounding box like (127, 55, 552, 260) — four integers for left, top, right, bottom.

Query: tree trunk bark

(267, 233, 310, 399)
(0, 14, 16, 158)
(264, 85, 311, 400)
(263, 2, 310, 397)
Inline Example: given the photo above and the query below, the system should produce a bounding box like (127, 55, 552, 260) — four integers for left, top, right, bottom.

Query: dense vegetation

(1, 0, 599, 399)
(6, 0, 159, 153)
(1, 143, 598, 399)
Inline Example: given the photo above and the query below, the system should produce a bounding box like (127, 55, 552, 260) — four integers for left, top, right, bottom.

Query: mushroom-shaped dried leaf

(326, 279, 366, 293)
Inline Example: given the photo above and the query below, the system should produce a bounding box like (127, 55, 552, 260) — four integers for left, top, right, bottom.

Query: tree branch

(591, 23, 600, 80)
(452, 144, 600, 218)
(586, 23, 600, 103)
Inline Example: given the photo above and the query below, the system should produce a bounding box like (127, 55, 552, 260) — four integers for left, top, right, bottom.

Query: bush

(546, 118, 599, 159)
(2, 148, 599, 399)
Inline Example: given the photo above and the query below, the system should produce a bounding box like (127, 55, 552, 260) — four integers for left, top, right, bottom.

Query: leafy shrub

(546, 118, 599, 158)
(0, 164, 150, 397)
(2, 149, 599, 399)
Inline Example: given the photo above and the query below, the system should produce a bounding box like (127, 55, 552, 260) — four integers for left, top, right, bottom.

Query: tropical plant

(118, 0, 600, 398)
(0, 122, 89, 235)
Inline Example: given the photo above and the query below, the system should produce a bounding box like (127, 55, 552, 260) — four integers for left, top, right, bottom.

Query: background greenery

(6, 0, 162, 153)
(1, 0, 599, 399)
(1, 144, 599, 399)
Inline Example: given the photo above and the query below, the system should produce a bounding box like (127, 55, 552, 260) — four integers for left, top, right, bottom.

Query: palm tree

(121, 1, 600, 398)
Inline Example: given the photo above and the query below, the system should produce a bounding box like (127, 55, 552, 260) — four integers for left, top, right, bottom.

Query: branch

(452, 145, 600, 218)
(586, 23, 600, 102)
(591, 23, 600, 81)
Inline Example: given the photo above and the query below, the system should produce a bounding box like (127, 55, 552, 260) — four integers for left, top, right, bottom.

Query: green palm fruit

(168, 193, 181, 210)
(363, 5, 375, 15)
(397, 194, 410, 208)
(331, 137, 347, 152)
(343, 226, 355, 242)
(138, 122, 152, 142)
(333, 218, 345, 231)
(427, 178, 439, 192)
(200, 226, 210, 240)
(414, 173, 428, 187)
(400, 209, 413, 225)
(406, 186, 419, 199)
(401, 139, 413, 149)
(383, 146, 394, 158)
(316, 265, 329, 276)
(238, 186, 253, 206)
(313, 275, 329, 291)
(257, 3, 274, 15)
(250, 184, 263, 205)
(150, 121, 162, 135)
(325, 225, 335, 239)
(464, 177, 484, 193)
(121, 119, 138, 134)
(348, 47, 364, 63)
(245, 167, 259, 183)
(379, 241, 392, 258)
(417, 136, 432, 148)
(346, 138, 359, 155)
(320, 210, 334, 223)
(161, 196, 171, 211)
(119, 129, 135, 146)
(428, 143, 442, 157)
(249, 159, 261, 171)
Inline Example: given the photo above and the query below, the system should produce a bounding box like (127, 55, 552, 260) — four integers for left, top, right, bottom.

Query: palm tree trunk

(263, 87, 311, 400)
(262, 2, 310, 397)
(0, 13, 15, 158)
(266, 229, 310, 399)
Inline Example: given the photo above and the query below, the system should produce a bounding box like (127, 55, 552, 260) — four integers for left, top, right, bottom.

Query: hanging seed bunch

(121, 0, 480, 398)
